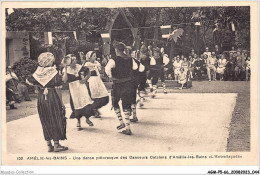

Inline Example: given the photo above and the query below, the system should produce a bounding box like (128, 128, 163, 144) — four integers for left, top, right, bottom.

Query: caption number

(17, 157, 23, 160)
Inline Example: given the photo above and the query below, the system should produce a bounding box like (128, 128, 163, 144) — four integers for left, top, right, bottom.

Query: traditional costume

(29, 52, 67, 152)
(105, 42, 136, 135)
(84, 51, 109, 118)
(147, 47, 169, 98)
(62, 54, 94, 130)
(137, 45, 150, 107)
(130, 50, 145, 122)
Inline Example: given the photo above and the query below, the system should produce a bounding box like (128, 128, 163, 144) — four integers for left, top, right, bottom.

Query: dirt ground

(5, 81, 250, 152)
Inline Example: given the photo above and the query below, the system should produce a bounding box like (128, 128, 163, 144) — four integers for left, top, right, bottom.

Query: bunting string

(7, 19, 216, 33)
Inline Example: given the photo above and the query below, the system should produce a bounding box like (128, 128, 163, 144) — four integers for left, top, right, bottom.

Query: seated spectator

(216, 54, 227, 80)
(206, 52, 217, 81)
(173, 55, 182, 80)
(7, 66, 31, 102)
(178, 67, 187, 90)
(194, 55, 203, 81)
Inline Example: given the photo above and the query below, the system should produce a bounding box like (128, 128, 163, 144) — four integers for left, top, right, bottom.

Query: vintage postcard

(1, 1, 258, 167)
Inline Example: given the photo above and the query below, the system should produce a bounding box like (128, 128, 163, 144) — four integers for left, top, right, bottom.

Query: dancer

(27, 52, 67, 152)
(105, 41, 136, 135)
(62, 54, 94, 130)
(84, 51, 109, 118)
(128, 48, 145, 122)
(137, 45, 150, 107)
(147, 47, 169, 98)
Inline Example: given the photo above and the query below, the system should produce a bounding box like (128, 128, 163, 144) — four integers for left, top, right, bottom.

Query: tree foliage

(6, 6, 250, 58)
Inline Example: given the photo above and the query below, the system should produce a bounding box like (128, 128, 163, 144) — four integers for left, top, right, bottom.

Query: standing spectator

(203, 47, 212, 59)
(190, 49, 195, 58)
(234, 50, 245, 80)
(215, 45, 221, 57)
(194, 55, 203, 81)
(245, 56, 250, 81)
(216, 54, 227, 80)
(206, 52, 217, 81)
(181, 57, 190, 78)
(189, 54, 196, 79)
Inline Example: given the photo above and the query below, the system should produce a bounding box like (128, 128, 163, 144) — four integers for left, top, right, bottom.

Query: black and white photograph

(1, 1, 258, 169)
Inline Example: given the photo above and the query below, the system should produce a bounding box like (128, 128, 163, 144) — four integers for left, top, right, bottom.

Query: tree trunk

(153, 8, 161, 43)
(170, 39, 175, 59)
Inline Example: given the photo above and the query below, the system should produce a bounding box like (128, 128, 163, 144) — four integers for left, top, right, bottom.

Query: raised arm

(105, 59, 115, 79)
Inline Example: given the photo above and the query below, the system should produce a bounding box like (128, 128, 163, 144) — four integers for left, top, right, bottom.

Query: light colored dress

(173, 60, 183, 75)
(216, 58, 227, 74)
(66, 64, 93, 110)
(85, 61, 109, 99)
(178, 72, 187, 84)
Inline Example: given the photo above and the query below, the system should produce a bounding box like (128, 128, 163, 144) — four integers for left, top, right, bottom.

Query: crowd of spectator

(164, 46, 250, 82)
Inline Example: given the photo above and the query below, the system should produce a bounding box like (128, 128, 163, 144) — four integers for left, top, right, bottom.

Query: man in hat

(105, 41, 136, 135)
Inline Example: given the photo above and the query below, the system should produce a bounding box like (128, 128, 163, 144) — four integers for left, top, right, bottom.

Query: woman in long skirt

(62, 54, 94, 130)
(27, 52, 67, 152)
(84, 51, 109, 118)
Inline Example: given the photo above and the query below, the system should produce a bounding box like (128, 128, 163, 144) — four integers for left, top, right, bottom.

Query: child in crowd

(178, 67, 187, 90)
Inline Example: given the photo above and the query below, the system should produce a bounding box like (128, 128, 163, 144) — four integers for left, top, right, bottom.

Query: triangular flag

(231, 22, 235, 31)
(101, 33, 110, 43)
(7, 8, 14, 15)
(160, 25, 171, 37)
(48, 32, 53, 45)
(162, 34, 170, 39)
(44, 32, 53, 45)
(132, 28, 138, 39)
(73, 31, 77, 40)
(195, 22, 201, 26)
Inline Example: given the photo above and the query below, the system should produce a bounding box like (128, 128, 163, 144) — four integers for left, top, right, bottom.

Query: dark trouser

(148, 69, 165, 85)
(194, 69, 202, 80)
(224, 68, 234, 81)
(113, 81, 135, 111)
(6, 88, 16, 102)
(138, 72, 147, 92)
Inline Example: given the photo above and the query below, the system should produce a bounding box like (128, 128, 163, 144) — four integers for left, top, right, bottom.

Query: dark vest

(151, 55, 163, 70)
(112, 56, 133, 80)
